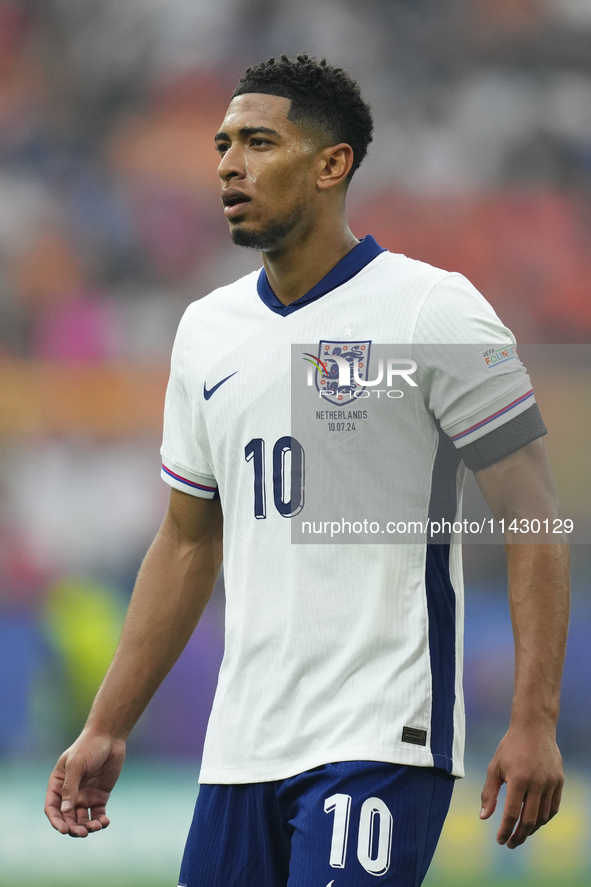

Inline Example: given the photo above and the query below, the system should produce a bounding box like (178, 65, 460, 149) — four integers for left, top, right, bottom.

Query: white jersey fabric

(160, 236, 537, 783)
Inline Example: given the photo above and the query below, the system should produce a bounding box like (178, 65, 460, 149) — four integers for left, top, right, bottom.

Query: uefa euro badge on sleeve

(310, 340, 372, 406)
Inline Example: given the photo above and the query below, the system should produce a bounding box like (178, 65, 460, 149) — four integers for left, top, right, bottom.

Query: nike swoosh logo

(203, 371, 238, 400)
(326, 882, 335, 887)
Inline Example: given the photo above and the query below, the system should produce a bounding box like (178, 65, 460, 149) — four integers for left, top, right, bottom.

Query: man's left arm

(473, 437, 570, 849)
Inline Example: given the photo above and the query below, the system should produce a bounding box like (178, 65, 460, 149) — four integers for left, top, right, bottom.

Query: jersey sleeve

(160, 310, 218, 499)
(413, 274, 547, 469)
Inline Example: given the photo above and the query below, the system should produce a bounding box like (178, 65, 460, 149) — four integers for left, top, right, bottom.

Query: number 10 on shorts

(324, 793, 393, 876)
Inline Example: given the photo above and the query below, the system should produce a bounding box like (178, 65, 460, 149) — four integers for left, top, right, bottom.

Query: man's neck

(261, 218, 359, 306)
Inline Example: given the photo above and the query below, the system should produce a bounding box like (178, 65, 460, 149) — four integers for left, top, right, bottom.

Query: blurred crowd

(0, 0, 590, 760)
(0, 0, 590, 360)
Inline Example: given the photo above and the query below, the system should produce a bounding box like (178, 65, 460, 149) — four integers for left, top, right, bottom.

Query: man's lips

(221, 190, 251, 219)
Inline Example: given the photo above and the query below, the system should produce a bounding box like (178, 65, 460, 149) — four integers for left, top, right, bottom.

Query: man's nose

(218, 145, 245, 181)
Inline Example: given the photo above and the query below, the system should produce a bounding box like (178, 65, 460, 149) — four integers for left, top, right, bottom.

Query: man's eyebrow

(214, 126, 280, 142)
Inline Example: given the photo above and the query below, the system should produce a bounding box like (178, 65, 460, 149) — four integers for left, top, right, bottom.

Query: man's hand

(44, 491, 222, 837)
(475, 440, 569, 849)
(480, 724, 564, 849)
(44, 732, 126, 837)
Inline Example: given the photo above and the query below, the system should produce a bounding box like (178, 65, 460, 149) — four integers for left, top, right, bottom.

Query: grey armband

(460, 403, 547, 471)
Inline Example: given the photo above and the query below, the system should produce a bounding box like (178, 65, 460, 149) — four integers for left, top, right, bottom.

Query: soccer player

(45, 56, 569, 887)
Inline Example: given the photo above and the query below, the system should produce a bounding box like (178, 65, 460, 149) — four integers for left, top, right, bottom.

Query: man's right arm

(44, 488, 223, 837)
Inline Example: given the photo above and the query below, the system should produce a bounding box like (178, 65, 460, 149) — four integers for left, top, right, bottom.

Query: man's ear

(316, 143, 354, 191)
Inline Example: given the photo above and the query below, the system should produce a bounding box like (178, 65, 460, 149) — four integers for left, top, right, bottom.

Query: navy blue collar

(256, 235, 386, 316)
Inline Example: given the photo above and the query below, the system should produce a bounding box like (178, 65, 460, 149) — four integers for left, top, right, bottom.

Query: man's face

(216, 93, 320, 251)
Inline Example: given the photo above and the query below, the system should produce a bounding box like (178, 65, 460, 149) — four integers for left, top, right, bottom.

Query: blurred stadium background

(0, 1, 590, 885)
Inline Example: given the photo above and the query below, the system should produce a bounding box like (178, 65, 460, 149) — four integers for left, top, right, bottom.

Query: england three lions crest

(304, 340, 372, 406)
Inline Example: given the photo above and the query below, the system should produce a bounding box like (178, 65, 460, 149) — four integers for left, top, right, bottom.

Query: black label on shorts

(402, 726, 427, 746)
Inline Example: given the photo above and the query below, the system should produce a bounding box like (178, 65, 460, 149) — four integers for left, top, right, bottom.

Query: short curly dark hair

(232, 54, 373, 181)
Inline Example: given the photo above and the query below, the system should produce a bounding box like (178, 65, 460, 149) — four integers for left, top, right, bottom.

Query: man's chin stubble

(229, 210, 303, 251)
(230, 226, 278, 250)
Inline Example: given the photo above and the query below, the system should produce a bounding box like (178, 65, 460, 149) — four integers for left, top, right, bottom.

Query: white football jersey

(161, 237, 541, 783)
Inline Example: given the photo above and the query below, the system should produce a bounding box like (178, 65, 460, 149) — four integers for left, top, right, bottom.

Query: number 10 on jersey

(325, 793, 393, 876)
(244, 436, 305, 518)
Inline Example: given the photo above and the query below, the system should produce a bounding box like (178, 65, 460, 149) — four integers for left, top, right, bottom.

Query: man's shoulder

(183, 268, 260, 322)
(367, 248, 460, 290)
(364, 248, 501, 336)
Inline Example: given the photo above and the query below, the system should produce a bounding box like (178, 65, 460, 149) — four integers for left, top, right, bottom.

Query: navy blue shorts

(178, 761, 455, 887)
